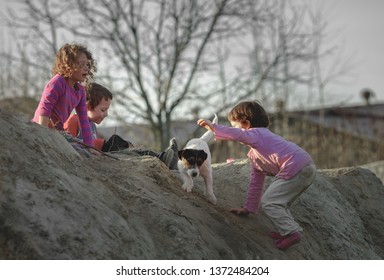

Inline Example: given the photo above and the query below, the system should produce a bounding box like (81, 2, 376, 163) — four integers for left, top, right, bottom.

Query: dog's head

(178, 149, 208, 177)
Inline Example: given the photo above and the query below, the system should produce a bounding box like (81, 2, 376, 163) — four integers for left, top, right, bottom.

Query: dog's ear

(197, 150, 208, 161)
(179, 149, 194, 159)
(178, 149, 185, 160)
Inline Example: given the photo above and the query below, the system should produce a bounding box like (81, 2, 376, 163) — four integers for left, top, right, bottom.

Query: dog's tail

(200, 114, 218, 143)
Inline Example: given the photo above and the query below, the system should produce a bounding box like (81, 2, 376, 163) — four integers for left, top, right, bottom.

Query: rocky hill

(1, 109, 384, 259)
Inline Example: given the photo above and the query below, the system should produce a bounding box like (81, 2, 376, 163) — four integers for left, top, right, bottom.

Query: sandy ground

(1, 109, 384, 259)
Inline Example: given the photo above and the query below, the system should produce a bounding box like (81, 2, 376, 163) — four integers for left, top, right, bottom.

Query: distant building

(269, 103, 384, 168)
(293, 103, 384, 142)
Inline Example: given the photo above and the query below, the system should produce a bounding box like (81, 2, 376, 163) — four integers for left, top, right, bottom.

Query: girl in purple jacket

(197, 101, 316, 250)
(32, 43, 97, 147)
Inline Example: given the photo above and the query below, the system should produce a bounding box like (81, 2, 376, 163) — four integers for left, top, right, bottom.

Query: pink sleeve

(244, 165, 265, 213)
(34, 80, 61, 119)
(75, 90, 94, 147)
(213, 124, 256, 145)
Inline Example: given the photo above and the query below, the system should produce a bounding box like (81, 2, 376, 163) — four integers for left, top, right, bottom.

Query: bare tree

(0, 0, 70, 98)
(1, 0, 352, 150)
(4, 0, 253, 149)
(71, 0, 255, 149)
(306, 2, 355, 125)
(213, 2, 320, 112)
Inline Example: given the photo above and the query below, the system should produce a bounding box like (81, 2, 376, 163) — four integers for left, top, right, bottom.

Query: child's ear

(86, 102, 92, 110)
(243, 120, 251, 129)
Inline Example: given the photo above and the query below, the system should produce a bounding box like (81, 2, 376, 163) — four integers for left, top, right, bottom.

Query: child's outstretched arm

(197, 119, 214, 132)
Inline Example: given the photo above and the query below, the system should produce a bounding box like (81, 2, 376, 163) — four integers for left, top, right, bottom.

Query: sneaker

(167, 138, 179, 170)
(268, 231, 284, 240)
(274, 231, 302, 250)
(159, 149, 175, 168)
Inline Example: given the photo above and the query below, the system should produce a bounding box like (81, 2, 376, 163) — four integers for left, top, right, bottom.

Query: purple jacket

(33, 75, 93, 147)
(213, 124, 314, 213)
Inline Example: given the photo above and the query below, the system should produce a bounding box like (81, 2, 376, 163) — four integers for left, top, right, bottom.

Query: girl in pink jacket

(32, 43, 96, 147)
(197, 101, 316, 250)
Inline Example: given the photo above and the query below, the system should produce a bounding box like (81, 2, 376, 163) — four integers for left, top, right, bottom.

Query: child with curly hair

(32, 43, 97, 147)
(197, 100, 316, 250)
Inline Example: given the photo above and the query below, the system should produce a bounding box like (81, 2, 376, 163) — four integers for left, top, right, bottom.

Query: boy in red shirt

(64, 83, 178, 169)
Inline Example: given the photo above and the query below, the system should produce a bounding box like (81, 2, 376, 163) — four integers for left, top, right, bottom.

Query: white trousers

(261, 163, 317, 236)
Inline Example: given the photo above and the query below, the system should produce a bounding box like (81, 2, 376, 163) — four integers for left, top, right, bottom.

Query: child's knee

(261, 195, 286, 214)
(261, 197, 272, 211)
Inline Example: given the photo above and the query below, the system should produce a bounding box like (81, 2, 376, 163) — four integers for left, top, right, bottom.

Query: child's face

(229, 119, 250, 129)
(87, 98, 111, 124)
(71, 52, 90, 83)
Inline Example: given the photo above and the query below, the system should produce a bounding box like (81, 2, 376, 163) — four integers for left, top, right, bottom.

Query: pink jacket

(32, 75, 93, 147)
(213, 124, 314, 213)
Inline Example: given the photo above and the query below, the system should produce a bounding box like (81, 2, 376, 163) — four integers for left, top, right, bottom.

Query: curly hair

(86, 83, 113, 110)
(228, 100, 270, 128)
(51, 43, 97, 87)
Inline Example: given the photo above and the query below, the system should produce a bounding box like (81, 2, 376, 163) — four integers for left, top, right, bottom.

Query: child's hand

(197, 119, 214, 132)
(230, 207, 250, 216)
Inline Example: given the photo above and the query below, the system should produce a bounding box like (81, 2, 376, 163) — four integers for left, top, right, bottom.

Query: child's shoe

(167, 138, 179, 170)
(274, 231, 302, 250)
(268, 231, 284, 240)
(159, 149, 175, 168)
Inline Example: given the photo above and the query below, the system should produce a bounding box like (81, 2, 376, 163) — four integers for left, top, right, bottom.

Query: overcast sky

(312, 0, 384, 105)
(1, 0, 384, 107)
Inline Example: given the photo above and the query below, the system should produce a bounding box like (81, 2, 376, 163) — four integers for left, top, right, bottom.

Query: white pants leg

(261, 164, 316, 236)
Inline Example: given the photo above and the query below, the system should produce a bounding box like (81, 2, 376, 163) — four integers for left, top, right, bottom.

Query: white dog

(177, 114, 218, 205)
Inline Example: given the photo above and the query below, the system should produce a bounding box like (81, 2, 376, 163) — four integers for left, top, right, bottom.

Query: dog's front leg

(202, 172, 217, 205)
(180, 173, 194, 192)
